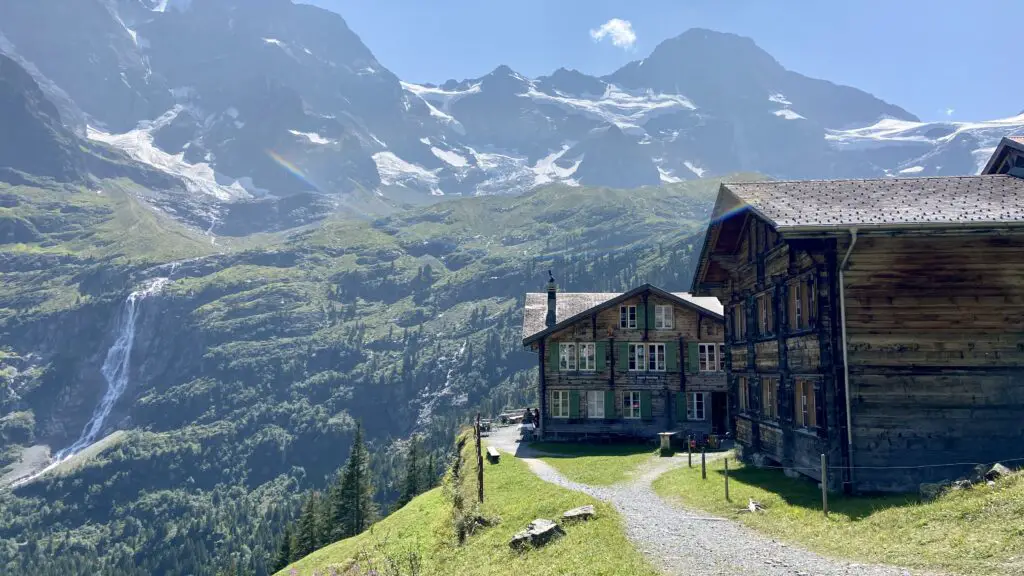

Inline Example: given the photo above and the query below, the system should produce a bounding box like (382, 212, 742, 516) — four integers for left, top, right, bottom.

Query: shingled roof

(522, 284, 723, 344)
(721, 174, 1024, 233)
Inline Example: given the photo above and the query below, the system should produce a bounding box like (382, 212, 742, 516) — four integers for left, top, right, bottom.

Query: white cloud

(945, 108, 955, 116)
(590, 18, 636, 49)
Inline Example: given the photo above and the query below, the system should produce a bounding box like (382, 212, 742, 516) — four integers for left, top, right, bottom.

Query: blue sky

(308, 0, 1016, 121)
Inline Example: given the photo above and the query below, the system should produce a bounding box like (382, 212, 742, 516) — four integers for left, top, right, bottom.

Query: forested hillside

(0, 174, 725, 574)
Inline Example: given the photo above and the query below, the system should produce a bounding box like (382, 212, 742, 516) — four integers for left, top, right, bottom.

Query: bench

(486, 446, 501, 463)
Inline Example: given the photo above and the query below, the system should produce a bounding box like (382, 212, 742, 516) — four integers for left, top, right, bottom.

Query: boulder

(919, 481, 949, 501)
(949, 478, 973, 491)
(562, 505, 595, 522)
(509, 519, 564, 550)
(970, 464, 988, 484)
(986, 463, 1012, 481)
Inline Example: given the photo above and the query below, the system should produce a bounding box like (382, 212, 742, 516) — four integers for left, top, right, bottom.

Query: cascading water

(12, 278, 169, 487)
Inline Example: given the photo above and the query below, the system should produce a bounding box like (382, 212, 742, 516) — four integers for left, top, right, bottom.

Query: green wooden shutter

(666, 343, 679, 372)
(595, 340, 607, 370)
(687, 342, 699, 374)
(640, 391, 652, 420)
(604, 390, 616, 418)
(646, 304, 656, 330)
(616, 342, 629, 373)
(569, 390, 580, 419)
(547, 343, 560, 373)
(675, 392, 687, 422)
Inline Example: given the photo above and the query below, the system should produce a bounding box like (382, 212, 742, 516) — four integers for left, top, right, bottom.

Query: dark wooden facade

(693, 141, 1024, 493)
(522, 284, 726, 442)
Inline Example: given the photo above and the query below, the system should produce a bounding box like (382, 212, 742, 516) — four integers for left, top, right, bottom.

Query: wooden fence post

(701, 447, 706, 480)
(724, 457, 730, 501)
(476, 413, 484, 503)
(821, 453, 828, 518)
(687, 435, 692, 468)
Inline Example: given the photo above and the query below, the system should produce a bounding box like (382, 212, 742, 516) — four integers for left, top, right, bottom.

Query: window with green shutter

(666, 343, 679, 371)
(569, 390, 580, 419)
(675, 392, 687, 422)
(604, 390, 616, 418)
(640, 391, 652, 420)
(616, 342, 629, 373)
(645, 304, 656, 330)
(687, 342, 699, 374)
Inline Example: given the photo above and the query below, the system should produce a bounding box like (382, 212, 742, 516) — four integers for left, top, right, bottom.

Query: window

(699, 343, 719, 372)
(559, 343, 577, 371)
(795, 379, 817, 428)
(756, 292, 774, 336)
(586, 390, 605, 419)
(732, 303, 747, 340)
(718, 344, 726, 372)
(579, 343, 596, 371)
(627, 343, 646, 371)
(738, 377, 749, 412)
(654, 305, 673, 329)
(789, 276, 817, 330)
(551, 390, 570, 418)
(619, 305, 637, 329)
(762, 377, 779, 420)
(648, 343, 666, 371)
(621, 391, 641, 419)
(687, 392, 706, 421)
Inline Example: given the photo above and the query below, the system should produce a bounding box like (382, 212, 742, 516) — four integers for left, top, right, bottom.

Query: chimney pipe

(545, 271, 557, 328)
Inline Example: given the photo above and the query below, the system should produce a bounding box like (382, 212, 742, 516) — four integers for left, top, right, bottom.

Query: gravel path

(488, 427, 927, 576)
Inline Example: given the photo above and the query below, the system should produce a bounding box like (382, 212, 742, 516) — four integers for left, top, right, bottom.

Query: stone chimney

(545, 270, 557, 328)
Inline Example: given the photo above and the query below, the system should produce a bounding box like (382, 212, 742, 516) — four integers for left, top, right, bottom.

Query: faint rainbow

(266, 149, 321, 192)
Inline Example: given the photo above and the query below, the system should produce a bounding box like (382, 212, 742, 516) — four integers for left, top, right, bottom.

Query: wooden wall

(844, 235, 1024, 491)
(540, 292, 726, 440)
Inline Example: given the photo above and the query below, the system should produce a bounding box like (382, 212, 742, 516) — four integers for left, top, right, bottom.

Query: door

(711, 392, 728, 435)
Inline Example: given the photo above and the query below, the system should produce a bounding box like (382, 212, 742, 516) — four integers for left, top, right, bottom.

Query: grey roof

(722, 175, 1024, 233)
(522, 285, 724, 344)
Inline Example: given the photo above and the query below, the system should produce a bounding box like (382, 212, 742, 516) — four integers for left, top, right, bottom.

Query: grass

(279, 438, 660, 576)
(532, 442, 657, 486)
(652, 454, 1024, 576)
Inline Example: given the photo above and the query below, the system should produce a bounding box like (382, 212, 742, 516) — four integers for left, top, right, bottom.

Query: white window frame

(688, 392, 706, 421)
(654, 305, 673, 329)
(586, 390, 604, 419)
(559, 343, 577, 371)
(620, 305, 637, 329)
(622, 391, 642, 419)
(627, 343, 646, 372)
(717, 344, 726, 372)
(647, 343, 666, 372)
(551, 390, 570, 419)
(698, 343, 719, 372)
(578, 342, 596, 371)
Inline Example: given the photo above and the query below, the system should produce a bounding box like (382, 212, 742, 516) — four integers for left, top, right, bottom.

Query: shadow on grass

(713, 466, 920, 521)
(528, 441, 656, 460)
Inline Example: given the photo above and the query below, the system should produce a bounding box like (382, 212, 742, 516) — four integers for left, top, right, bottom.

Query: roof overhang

(982, 136, 1024, 175)
(521, 284, 723, 347)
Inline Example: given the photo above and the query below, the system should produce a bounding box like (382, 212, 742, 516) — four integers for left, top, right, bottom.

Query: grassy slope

(532, 442, 657, 486)
(652, 456, 1024, 576)
(281, 439, 659, 576)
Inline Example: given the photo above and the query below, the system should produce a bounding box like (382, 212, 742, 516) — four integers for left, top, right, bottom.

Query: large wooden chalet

(522, 279, 726, 441)
(691, 137, 1024, 493)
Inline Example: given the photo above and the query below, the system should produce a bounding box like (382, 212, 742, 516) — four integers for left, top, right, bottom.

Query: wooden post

(476, 413, 484, 503)
(687, 435, 692, 468)
(724, 457, 730, 501)
(821, 453, 828, 518)
(701, 447, 706, 480)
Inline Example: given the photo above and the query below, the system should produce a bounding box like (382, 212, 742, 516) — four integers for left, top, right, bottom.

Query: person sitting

(522, 408, 533, 425)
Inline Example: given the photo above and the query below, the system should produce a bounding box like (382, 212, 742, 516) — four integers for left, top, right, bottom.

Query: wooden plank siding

(540, 292, 726, 441)
(843, 235, 1024, 491)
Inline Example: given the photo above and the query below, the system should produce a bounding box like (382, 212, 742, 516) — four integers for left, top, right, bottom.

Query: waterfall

(11, 278, 168, 487)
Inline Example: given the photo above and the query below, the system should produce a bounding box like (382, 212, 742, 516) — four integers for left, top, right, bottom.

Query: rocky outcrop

(509, 518, 565, 549)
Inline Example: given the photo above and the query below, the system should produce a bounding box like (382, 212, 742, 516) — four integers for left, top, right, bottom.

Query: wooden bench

(486, 446, 500, 463)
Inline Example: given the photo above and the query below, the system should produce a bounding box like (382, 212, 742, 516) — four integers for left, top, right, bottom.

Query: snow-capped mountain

(0, 0, 1020, 234)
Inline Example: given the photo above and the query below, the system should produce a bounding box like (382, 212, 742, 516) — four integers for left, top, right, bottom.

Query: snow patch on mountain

(658, 167, 683, 184)
(898, 165, 924, 174)
(373, 152, 439, 189)
(401, 81, 481, 114)
(523, 84, 696, 134)
(769, 93, 792, 106)
(88, 107, 252, 202)
(774, 109, 805, 120)
(289, 130, 333, 145)
(684, 161, 706, 178)
(262, 38, 284, 47)
(532, 145, 581, 186)
(431, 147, 469, 168)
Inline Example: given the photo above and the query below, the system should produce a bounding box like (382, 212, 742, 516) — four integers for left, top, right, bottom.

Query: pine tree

(337, 424, 377, 538)
(294, 492, 320, 560)
(272, 524, 292, 572)
(397, 435, 422, 507)
(423, 452, 437, 489)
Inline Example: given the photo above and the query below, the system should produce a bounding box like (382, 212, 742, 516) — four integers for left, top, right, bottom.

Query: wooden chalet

(521, 278, 726, 442)
(691, 137, 1024, 493)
